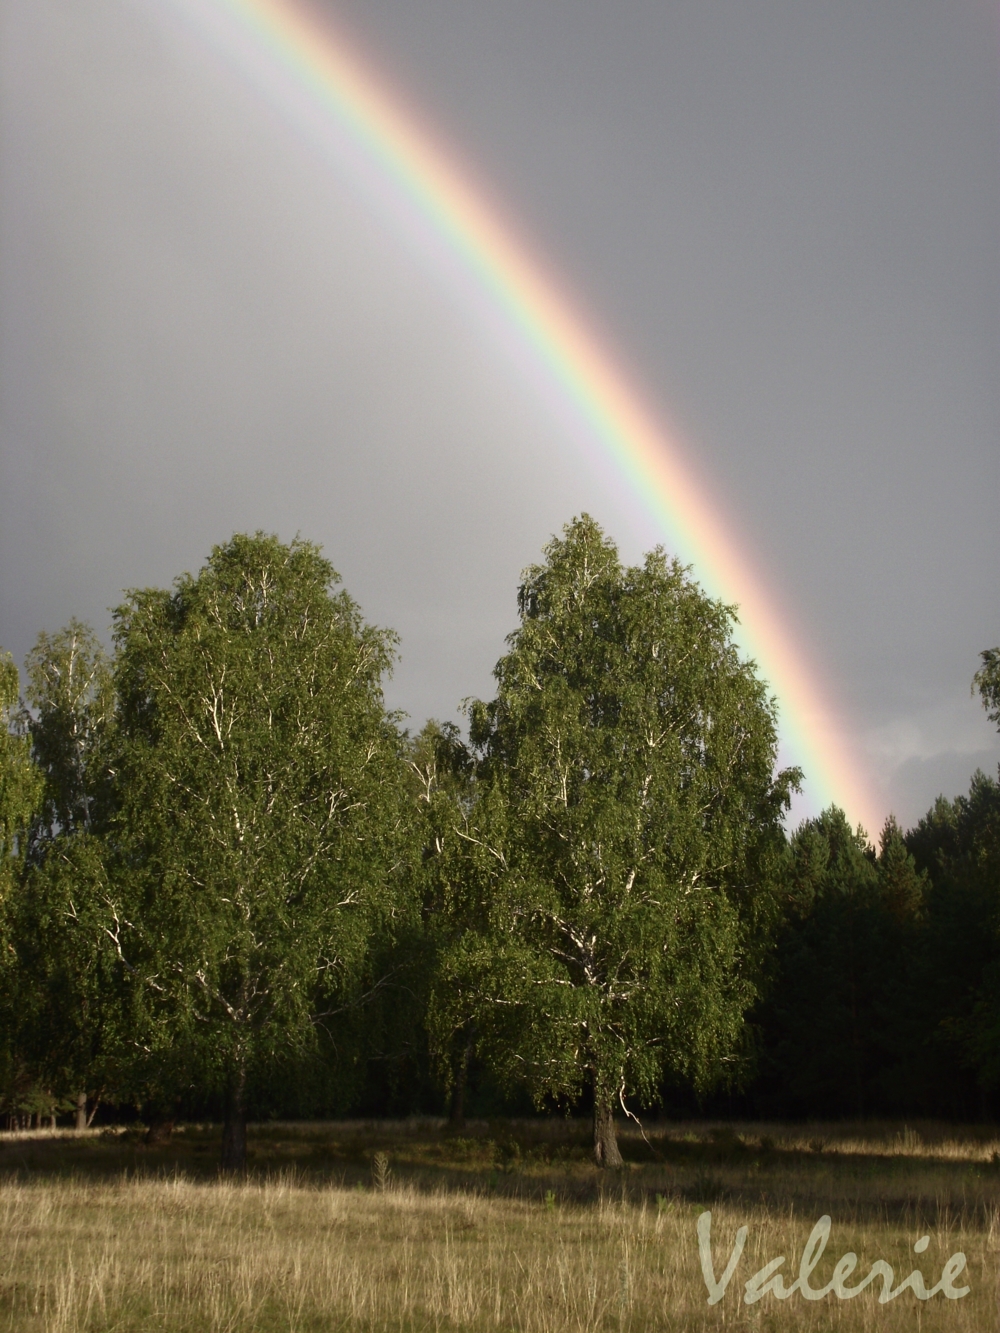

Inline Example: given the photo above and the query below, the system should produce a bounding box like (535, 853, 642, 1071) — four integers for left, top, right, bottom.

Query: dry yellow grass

(0, 1120, 997, 1332)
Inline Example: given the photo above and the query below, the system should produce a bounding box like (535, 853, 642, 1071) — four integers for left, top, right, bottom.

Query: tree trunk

(449, 1033, 473, 1127)
(593, 1079, 624, 1169)
(145, 1113, 175, 1146)
(221, 1064, 247, 1172)
(75, 1091, 87, 1131)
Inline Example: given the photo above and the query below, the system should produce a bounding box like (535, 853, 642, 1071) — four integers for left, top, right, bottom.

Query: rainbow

(162, 0, 881, 834)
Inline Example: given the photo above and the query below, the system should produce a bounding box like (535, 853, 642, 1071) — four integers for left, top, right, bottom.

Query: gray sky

(2, 0, 998, 831)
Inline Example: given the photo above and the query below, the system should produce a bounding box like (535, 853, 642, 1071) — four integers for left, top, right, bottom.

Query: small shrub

(493, 1132, 521, 1174)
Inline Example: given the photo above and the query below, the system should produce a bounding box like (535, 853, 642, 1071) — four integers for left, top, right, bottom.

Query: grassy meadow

(0, 1118, 998, 1331)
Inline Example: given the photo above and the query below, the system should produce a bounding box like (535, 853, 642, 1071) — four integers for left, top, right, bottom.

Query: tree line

(0, 518, 998, 1169)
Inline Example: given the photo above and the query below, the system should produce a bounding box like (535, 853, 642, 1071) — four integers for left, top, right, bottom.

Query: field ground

(0, 1117, 998, 1331)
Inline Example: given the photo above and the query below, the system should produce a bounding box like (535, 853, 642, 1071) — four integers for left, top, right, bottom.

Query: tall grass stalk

(0, 1120, 996, 1331)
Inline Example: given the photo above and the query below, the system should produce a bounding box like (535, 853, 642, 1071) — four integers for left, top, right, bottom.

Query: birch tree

(111, 534, 404, 1168)
(23, 620, 114, 849)
(12, 623, 118, 1126)
(0, 652, 42, 1124)
(429, 516, 796, 1166)
(0, 652, 40, 898)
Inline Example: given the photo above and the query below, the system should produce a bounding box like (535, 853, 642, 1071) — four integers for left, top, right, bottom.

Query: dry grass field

(0, 1118, 998, 1331)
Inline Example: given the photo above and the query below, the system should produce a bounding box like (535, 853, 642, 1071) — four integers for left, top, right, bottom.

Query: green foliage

(753, 640, 1000, 1121)
(402, 720, 481, 1109)
(5, 623, 120, 1115)
(108, 533, 407, 1136)
(910, 773, 1000, 1094)
(974, 648, 1000, 728)
(428, 516, 797, 1133)
(892, 646, 1000, 1110)
(23, 620, 114, 846)
(7, 834, 134, 1107)
(0, 653, 44, 1121)
(6, 530, 1000, 1131)
(0, 651, 42, 897)
(755, 808, 929, 1116)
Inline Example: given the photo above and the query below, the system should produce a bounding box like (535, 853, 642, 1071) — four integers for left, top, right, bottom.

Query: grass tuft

(0, 1119, 996, 1329)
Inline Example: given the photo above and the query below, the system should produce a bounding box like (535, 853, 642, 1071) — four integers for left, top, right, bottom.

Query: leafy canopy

(110, 533, 404, 1104)
(429, 516, 797, 1120)
(23, 620, 114, 845)
(0, 653, 41, 898)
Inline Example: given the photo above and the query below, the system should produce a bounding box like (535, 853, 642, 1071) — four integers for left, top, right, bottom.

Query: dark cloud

(2, 0, 998, 828)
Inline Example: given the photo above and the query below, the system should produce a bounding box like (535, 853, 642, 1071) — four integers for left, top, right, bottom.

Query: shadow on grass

(2, 1117, 1000, 1226)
